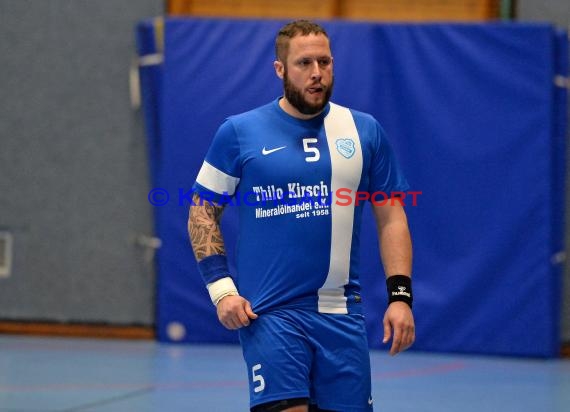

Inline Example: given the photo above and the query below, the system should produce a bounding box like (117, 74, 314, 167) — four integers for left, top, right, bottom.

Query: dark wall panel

(0, 0, 162, 324)
(518, 0, 570, 342)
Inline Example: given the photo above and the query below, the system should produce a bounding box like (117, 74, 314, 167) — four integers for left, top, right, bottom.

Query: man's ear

(274, 60, 284, 79)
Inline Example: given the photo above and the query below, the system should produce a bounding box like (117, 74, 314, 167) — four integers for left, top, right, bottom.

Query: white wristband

(206, 277, 239, 306)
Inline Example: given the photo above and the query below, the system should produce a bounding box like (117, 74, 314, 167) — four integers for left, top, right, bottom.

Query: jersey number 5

(303, 138, 320, 162)
(252, 364, 265, 393)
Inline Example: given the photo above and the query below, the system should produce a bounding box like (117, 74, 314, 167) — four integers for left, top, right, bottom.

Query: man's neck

(278, 97, 323, 120)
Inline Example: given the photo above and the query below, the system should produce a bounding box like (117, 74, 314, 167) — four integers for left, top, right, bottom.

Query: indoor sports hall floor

(1, 335, 569, 411)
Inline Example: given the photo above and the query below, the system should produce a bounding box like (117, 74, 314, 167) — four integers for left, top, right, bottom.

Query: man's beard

(283, 71, 333, 116)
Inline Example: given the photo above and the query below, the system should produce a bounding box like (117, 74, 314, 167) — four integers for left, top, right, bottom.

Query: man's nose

(310, 62, 322, 81)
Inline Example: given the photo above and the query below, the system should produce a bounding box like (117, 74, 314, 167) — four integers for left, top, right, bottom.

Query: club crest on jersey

(335, 138, 355, 159)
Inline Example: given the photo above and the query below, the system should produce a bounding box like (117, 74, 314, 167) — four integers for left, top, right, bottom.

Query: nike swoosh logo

(262, 146, 286, 155)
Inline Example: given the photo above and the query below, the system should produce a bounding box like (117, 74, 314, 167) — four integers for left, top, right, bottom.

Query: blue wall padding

(136, 18, 567, 357)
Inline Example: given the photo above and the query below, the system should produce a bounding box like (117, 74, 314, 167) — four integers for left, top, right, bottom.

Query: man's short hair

(275, 20, 329, 63)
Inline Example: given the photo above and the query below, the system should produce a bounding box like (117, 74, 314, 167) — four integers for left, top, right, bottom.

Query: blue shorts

(239, 308, 373, 411)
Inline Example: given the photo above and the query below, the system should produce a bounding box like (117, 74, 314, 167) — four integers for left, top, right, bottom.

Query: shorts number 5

(252, 364, 266, 393)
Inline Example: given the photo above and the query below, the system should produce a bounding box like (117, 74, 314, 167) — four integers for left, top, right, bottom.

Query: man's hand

(383, 301, 415, 356)
(216, 295, 258, 330)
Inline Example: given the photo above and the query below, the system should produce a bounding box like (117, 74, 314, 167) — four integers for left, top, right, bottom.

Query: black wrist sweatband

(386, 275, 413, 308)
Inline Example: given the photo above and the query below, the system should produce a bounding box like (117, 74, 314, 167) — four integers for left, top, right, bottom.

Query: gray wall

(0, 0, 162, 325)
(518, 0, 570, 342)
(517, 0, 570, 28)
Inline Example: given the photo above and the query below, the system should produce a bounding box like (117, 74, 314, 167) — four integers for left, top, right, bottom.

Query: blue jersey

(193, 98, 408, 315)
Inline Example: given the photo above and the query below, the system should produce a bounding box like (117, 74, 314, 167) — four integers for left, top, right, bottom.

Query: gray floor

(1, 335, 569, 411)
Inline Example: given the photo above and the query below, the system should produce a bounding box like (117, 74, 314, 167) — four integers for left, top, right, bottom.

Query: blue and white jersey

(193, 98, 408, 315)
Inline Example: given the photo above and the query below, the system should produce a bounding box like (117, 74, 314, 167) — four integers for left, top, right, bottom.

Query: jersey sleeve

(193, 119, 241, 203)
(368, 121, 409, 195)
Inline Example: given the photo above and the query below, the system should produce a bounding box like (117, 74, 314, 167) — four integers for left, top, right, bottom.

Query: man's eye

(297, 57, 331, 68)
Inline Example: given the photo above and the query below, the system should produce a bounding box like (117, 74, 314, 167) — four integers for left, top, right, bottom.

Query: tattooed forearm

(188, 193, 226, 261)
